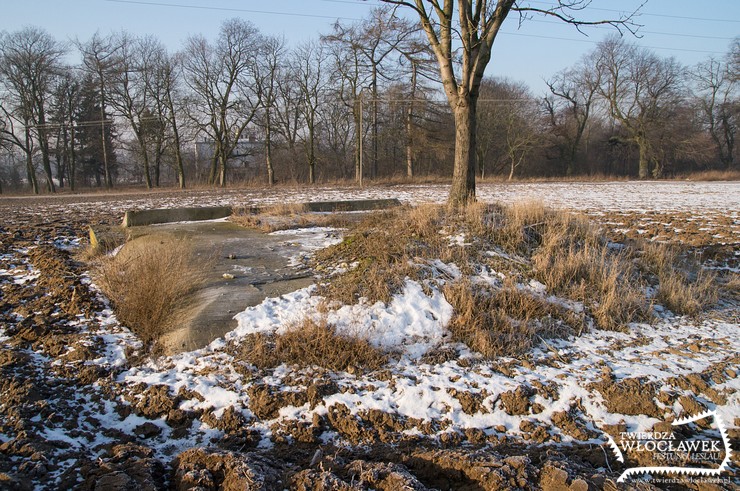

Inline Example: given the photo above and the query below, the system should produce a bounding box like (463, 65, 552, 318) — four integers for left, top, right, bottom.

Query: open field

(0, 181, 738, 489)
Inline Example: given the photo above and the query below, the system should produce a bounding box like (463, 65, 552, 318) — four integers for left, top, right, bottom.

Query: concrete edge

(122, 199, 403, 227)
(122, 206, 233, 227)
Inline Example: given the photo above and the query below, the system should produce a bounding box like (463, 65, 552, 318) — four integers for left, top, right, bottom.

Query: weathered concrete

(122, 206, 232, 227)
(303, 198, 401, 212)
(124, 221, 317, 353)
(122, 199, 402, 227)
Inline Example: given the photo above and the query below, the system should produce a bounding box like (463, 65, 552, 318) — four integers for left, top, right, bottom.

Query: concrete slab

(121, 199, 402, 227)
(122, 206, 233, 227)
(124, 221, 316, 353)
(302, 198, 401, 212)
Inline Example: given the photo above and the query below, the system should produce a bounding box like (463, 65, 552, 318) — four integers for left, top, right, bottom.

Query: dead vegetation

(313, 201, 720, 358)
(637, 241, 718, 316)
(230, 203, 352, 233)
(233, 318, 387, 373)
(443, 278, 580, 357)
(93, 237, 208, 350)
(82, 225, 127, 260)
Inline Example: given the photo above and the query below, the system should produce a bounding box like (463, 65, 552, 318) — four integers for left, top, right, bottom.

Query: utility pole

(358, 91, 364, 187)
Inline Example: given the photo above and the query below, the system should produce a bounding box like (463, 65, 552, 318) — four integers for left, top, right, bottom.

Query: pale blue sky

(2, 0, 738, 94)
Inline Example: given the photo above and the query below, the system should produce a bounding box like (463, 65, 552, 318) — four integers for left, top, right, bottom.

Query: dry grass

(315, 205, 448, 305)
(235, 318, 387, 372)
(656, 268, 718, 316)
(319, 202, 652, 334)
(93, 237, 207, 350)
(317, 200, 718, 344)
(636, 241, 718, 316)
(81, 226, 128, 260)
(230, 203, 352, 233)
(675, 169, 740, 181)
(722, 273, 740, 301)
(443, 278, 579, 358)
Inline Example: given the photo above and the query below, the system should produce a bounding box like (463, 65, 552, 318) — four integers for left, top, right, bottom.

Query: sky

(1, 0, 738, 94)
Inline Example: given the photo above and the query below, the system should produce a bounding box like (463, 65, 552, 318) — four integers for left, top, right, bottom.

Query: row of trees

(1, 6, 738, 195)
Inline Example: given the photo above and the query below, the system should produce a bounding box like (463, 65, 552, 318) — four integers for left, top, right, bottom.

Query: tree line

(0, 6, 737, 194)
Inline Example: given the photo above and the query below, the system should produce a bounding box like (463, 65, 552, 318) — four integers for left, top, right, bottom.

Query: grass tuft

(231, 203, 351, 233)
(443, 278, 578, 357)
(94, 238, 207, 350)
(235, 318, 387, 372)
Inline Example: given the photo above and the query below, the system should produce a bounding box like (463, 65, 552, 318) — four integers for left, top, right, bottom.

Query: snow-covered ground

(0, 181, 737, 488)
(3, 180, 738, 214)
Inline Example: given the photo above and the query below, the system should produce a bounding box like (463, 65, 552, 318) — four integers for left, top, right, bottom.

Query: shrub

(443, 278, 576, 358)
(235, 318, 387, 372)
(94, 237, 207, 350)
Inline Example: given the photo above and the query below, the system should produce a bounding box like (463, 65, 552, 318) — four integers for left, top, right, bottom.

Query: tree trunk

(565, 145, 576, 177)
(448, 98, 477, 209)
(166, 88, 185, 189)
(137, 132, 152, 189)
(406, 62, 417, 179)
(99, 81, 112, 189)
(508, 157, 515, 181)
(637, 135, 650, 179)
(68, 124, 76, 192)
(208, 140, 219, 185)
(24, 128, 39, 194)
(405, 106, 414, 178)
(265, 112, 274, 186)
(154, 151, 161, 187)
(308, 124, 316, 184)
(371, 65, 378, 180)
(355, 95, 363, 185)
(37, 110, 56, 193)
(218, 152, 227, 187)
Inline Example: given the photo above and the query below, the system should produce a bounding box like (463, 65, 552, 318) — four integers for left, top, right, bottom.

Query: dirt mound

(79, 444, 166, 491)
(590, 376, 662, 418)
(172, 448, 285, 490)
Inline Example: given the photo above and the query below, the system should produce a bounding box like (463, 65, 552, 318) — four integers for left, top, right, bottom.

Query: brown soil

(0, 192, 737, 490)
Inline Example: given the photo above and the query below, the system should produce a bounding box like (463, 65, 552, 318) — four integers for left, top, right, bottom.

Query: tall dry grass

(443, 278, 578, 357)
(637, 241, 718, 316)
(235, 318, 387, 372)
(231, 203, 351, 233)
(316, 200, 718, 360)
(94, 238, 208, 349)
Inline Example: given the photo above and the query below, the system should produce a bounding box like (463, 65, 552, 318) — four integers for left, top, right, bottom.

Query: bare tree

(50, 73, 81, 190)
(545, 58, 600, 176)
(377, 0, 640, 207)
(692, 53, 738, 170)
(0, 27, 66, 193)
(78, 32, 124, 188)
(477, 78, 540, 180)
(109, 33, 160, 188)
(594, 35, 685, 178)
(255, 36, 287, 186)
(292, 41, 328, 184)
(149, 48, 186, 188)
(326, 6, 419, 180)
(181, 19, 263, 186)
(397, 35, 436, 178)
(323, 29, 370, 183)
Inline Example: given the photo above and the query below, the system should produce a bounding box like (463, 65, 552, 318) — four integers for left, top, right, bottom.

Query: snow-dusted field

(0, 180, 738, 489)
(4, 180, 739, 213)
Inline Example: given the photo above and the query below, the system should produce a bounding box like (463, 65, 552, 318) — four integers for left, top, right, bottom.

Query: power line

(499, 30, 726, 55)
(522, 18, 736, 41)
(522, 0, 740, 24)
(106, 0, 735, 47)
(104, 0, 363, 21)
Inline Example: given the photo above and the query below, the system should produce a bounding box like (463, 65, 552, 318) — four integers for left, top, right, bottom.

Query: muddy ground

(0, 188, 737, 490)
